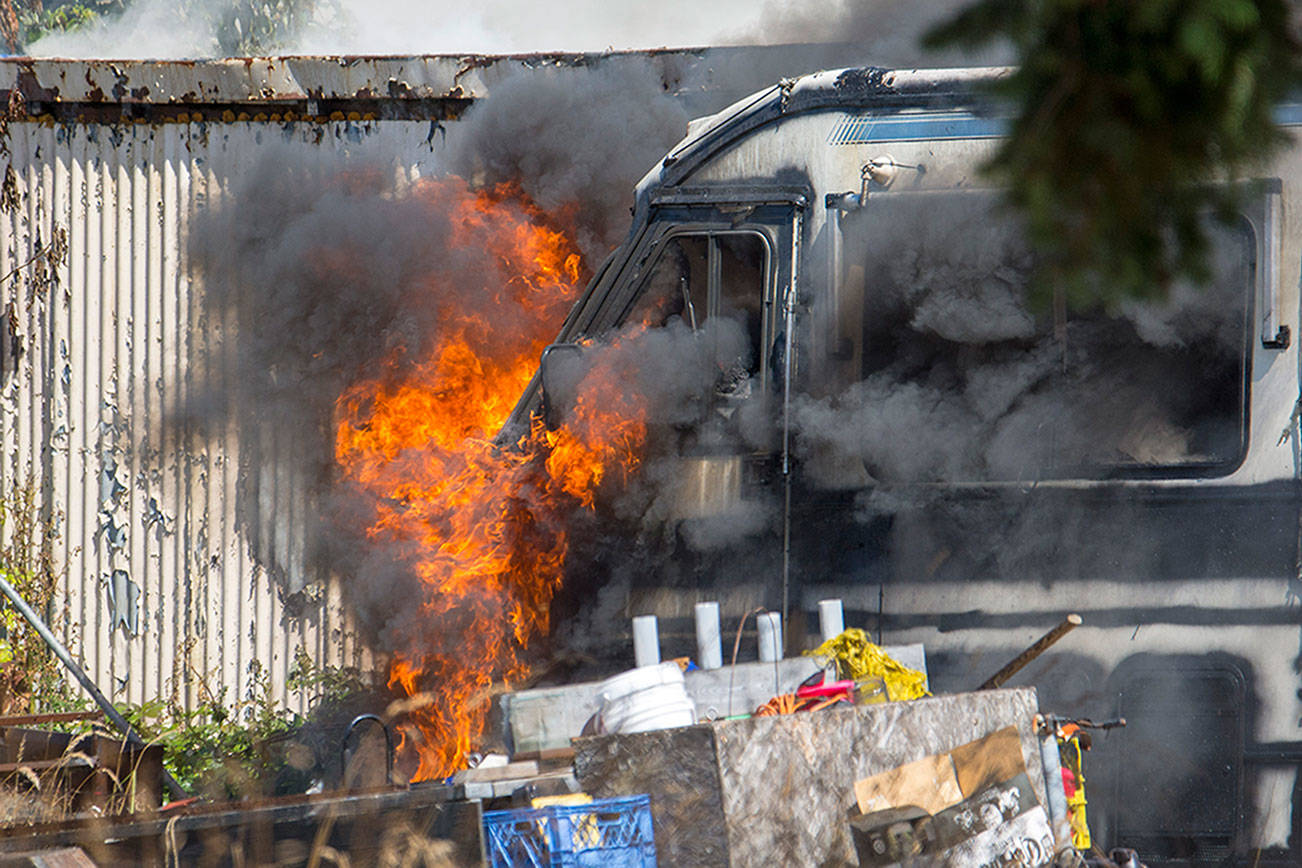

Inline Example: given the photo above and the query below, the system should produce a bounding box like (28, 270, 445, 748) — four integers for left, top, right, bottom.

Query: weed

(120, 651, 374, 798)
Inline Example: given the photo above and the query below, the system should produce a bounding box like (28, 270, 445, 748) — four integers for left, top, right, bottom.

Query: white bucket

(757, 611, 783, 662)
(598, 662, 684, 704)
(597, 663, 696, 734)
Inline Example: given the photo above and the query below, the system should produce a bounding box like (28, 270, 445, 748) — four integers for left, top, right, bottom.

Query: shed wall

(0, 117, 438, 713)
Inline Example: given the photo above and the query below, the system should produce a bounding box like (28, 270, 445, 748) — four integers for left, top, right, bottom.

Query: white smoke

(31, 0, 221, 57)
(25, 0, 1002, 66)
(28, 0, 825, 58)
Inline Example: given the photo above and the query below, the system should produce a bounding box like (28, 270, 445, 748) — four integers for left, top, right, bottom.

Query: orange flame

(333, 177, 644, 781)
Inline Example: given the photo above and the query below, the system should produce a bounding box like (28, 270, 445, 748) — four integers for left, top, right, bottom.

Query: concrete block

(500, 645, 926, 755)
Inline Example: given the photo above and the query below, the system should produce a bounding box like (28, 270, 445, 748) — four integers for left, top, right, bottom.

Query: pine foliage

(926, 0, 1302, 305)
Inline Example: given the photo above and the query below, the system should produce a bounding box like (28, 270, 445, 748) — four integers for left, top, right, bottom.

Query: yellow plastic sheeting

(531, 793, 593, 809)
(805, 628, 931, 702)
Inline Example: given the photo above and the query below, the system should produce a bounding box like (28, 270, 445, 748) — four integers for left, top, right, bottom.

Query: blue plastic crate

(482, 794, 657, 868)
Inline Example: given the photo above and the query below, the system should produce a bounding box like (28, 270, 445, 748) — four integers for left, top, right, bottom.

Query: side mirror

(539, 343, 586, 429)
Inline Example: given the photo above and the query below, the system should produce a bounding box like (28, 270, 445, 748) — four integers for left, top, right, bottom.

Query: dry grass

(0, 786, 64, 824)
(376, 818, 459, 868)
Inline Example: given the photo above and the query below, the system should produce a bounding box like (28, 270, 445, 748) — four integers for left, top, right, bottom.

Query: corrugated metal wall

(0, 118, 439, 713)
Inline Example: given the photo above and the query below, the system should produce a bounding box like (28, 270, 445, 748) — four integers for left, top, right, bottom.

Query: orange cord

(804, 696, 846, 713)
(754, 693, 849, 716)
(755, 693, 799, 716)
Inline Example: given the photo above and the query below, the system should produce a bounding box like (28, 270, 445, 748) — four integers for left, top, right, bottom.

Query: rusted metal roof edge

(0, 44, 875, 123)
(0, 47, 731, 106)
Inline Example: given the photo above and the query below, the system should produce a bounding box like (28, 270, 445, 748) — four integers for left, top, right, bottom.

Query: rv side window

(804, 194, 1251, 483)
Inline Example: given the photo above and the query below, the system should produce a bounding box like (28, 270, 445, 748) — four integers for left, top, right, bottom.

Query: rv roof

(637, 65, 1012, 202)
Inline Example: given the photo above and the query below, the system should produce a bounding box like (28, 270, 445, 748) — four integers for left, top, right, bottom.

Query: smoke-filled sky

(28, 0, 971, 61)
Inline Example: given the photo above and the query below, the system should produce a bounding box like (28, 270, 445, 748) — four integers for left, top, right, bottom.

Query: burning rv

(503, 67, 1302, 862)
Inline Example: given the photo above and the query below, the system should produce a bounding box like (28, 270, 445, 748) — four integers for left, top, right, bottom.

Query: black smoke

(186, 153, 582, 653)
(793, 194, 1249, 487)
(440, 59, 691, 262)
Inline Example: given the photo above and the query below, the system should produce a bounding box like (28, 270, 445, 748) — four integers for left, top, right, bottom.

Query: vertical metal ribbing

(0, 118, 440, 715)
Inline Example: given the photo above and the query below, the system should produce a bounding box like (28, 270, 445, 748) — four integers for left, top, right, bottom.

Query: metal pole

(341, 714, 393, 787)
(0, 571, 187, 799)
(780, 208, 803, 641)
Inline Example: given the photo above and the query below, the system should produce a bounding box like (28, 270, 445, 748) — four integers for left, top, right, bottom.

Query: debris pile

(430, 606, 1140, 867)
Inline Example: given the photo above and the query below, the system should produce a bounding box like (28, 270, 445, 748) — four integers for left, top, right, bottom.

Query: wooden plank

(0, 758, 94, 773)
(0, 784, 483, 867)
(451, 760, 539, 784)
(0, 846, 97, 867)
(507, 747, 575, 763)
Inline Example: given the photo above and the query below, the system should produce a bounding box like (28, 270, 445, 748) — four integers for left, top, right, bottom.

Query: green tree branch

(926, 0, 1302, 307)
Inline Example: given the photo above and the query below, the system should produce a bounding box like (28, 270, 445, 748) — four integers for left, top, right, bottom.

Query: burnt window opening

(807, 193, 1252, 484)
(630, 235, 710, 331)
(620, 230, 775, 463)
(715, 233, 768, 380)
(626, 231, 771, 392)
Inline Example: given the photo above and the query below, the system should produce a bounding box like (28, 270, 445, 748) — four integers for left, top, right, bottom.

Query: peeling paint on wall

(0, 114, 411, 711)
(106, 568, 138, 636)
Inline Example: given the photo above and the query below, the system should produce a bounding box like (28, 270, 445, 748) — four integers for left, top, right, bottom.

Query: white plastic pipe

(757, 611, 783, 662)
(818, 598, 845, 642)
(694, 602, 723, 670)
(632, 615, 661, 668)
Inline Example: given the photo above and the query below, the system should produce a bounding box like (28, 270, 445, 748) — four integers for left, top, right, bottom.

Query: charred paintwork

(831, 66, 895, 100)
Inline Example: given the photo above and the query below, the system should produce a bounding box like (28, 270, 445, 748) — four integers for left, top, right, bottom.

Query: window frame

(618, 228, 776, 390)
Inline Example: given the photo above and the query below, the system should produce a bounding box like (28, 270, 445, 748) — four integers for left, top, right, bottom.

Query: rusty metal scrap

(0, 572, 184, 799)
(0, 725, 165, 814)
(0, 712, 101, 727)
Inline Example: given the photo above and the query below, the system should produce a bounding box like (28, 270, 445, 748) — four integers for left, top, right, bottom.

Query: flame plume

(333, 177, 642, 781)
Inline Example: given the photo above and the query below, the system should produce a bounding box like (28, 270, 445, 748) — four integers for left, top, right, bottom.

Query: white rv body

(509, 67, 1302, 863)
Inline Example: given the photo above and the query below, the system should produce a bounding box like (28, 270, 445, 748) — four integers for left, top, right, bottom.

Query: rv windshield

(797, 194, 1252, 484)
